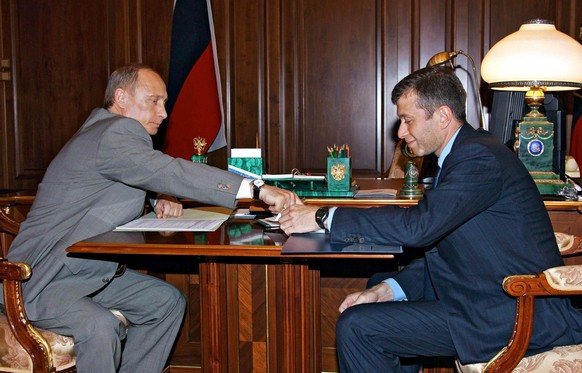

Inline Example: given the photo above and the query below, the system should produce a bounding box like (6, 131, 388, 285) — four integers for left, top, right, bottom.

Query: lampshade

(481, 19, 582, 91)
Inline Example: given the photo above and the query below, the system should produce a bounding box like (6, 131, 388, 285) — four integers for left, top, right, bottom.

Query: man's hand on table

(278, 205, 320, 235)
(154, 194, 184, 218)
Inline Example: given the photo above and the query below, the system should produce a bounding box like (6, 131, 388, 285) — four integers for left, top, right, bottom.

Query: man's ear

(114, 88, 127, 108)
(436, 105, 453, 128)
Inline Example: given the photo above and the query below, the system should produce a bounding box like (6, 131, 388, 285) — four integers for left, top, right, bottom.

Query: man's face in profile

(396, 92, 445, 157)
(123, 70, 168, 135)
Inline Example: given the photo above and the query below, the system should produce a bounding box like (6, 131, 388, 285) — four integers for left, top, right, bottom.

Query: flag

(163, 0, 226, 159)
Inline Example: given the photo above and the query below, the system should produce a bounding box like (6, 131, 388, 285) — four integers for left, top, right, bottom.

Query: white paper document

(115, 206, 233, 232)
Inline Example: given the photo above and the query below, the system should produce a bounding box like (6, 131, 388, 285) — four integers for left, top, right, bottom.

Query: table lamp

(481, 19, 582, 197)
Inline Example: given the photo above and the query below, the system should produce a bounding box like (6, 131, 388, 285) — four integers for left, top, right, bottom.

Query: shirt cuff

(327, 207, 337, 230)
(382, 278, 408, 301)
(236, 178, 254, 199)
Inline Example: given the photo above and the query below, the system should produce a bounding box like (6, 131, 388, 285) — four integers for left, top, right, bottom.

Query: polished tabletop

(67, 219, 397, 259)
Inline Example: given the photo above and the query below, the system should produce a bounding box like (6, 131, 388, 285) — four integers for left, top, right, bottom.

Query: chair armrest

(555, 232, 582, 256)
(543, 265, 582, 291)
(0, 258, 55, 373)
(483, 267, 582, 373)
(0, 208, 21, 236)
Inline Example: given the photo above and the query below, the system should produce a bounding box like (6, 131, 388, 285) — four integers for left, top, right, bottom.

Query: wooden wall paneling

(0, 0, 160, 190)
(277, 0, 300, 174)
(0, 0, 13, 189)
(558, 0, 582, 37)
(0, 0, 159, 190)
(132, 0, 174, 81)
(106, 0, 140, 70)
(228, 0, 262, 152)
(383, 1, 412, 173)
(488, 0, 558, 45)
(299, 0, 380, 176)
(418, 0, 448, 68)
(9, 0, 110, 189)
(264, 0, 284, 174)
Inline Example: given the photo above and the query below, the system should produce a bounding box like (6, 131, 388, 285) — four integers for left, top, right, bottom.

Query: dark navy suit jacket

(331, 123, 582, 363)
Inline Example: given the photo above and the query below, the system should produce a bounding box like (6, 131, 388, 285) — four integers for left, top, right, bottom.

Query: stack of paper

(115, 206, 233, 232)
(354, 188, 398, 199)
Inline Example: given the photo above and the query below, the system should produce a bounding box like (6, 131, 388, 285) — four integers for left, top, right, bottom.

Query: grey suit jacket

(331, 124, 582, 363)
(6, 108, 244, 320)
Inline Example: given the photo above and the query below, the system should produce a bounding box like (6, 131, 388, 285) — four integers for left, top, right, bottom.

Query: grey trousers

(34, 269, 186, 373)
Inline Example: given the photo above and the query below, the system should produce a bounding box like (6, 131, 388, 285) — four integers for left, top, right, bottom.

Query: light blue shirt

(328, 127, 462, 301)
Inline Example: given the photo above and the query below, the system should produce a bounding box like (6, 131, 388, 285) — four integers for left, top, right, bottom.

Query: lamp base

(398, 160, 423, 199)
(515, 107, 575, 198)
(530, 171, 576, 198)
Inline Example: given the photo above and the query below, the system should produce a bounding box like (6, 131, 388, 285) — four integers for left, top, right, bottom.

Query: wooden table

(67, 222, 396, 373)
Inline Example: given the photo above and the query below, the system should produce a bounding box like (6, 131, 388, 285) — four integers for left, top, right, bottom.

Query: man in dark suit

(278, 66, 582, 372)
(5, 64, 301, 373)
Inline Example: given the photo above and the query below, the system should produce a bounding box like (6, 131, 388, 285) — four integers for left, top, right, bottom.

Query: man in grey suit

(278, 66, 582, 372)
(5, 64, 301, 372)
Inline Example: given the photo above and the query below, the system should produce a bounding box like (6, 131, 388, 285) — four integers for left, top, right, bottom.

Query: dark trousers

(336, 271, 456, 372)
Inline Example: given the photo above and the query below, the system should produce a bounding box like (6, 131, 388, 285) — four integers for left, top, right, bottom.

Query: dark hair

(103, 63, 157, 109)
(391, 66, 467, 122)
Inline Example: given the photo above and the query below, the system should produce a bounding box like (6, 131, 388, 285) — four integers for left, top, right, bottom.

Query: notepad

(115, 207, 232, 232)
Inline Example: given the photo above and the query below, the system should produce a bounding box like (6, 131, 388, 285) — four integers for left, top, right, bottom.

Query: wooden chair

(0, 206, 128, 373)
(0, 258, 76, 373)
(456, 233, 582, 373)
(0, 206, 76, 372)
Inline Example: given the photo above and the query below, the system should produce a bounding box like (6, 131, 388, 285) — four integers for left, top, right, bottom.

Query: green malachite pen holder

(327, 157, 351, 191)
(191, 154, 208, 164)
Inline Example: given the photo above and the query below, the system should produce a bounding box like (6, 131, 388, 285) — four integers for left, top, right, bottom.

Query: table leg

(277, 262, 321, 372)
(199, 261, 228, 373)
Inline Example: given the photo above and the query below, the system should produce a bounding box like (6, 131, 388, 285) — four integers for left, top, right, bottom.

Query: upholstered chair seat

(0, 316, 76, 372)
(456, 344, 582, 373)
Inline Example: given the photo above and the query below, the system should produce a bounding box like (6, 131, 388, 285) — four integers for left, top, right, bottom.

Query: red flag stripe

(164, 45, 221, 159)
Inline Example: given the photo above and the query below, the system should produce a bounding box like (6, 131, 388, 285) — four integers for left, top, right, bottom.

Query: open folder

(281, 233, 403, 254)
(115, 206, 232, 232)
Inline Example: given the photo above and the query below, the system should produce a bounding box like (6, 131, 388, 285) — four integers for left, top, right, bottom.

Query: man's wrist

(252, 179, 265, 200)
(315, 207, 329, 231)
